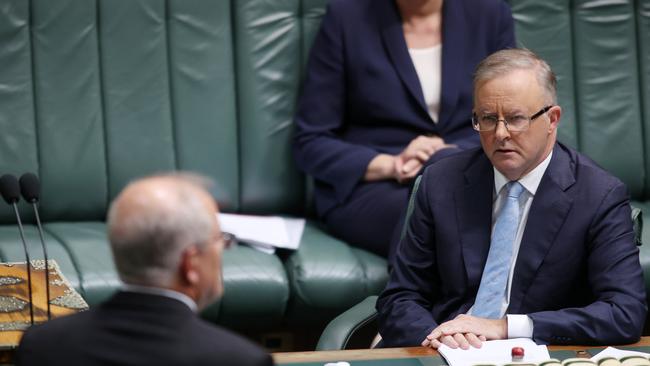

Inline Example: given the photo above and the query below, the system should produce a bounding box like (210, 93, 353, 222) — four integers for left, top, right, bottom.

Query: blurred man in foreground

(16, 174, 273, 366)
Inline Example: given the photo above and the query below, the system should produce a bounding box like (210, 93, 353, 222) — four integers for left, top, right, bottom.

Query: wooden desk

(273, 337, 650, 364)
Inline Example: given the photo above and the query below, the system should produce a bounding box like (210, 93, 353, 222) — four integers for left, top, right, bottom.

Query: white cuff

(506, 314, 533, 338)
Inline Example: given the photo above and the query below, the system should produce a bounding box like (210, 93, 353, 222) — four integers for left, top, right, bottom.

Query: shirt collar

(493, 151, 553, 196)
(122, 284, 198, 312)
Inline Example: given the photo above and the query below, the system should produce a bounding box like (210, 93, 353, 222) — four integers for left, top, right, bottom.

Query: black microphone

(0, 174, 35, 325)
(20, 173, 51, 321)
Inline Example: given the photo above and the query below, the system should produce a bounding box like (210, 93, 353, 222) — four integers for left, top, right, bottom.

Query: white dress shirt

(468, 151, 553, 338)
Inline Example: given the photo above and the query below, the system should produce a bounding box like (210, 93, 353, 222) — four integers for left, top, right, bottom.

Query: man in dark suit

(16, 174, 273, 366)
(377, 49, 647, 348)
(293, 0, 515, 257)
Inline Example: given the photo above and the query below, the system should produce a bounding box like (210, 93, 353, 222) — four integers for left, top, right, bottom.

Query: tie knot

(506, 181, 525, 198)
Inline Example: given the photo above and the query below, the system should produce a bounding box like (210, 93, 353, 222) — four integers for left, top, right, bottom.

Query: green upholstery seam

(164, 0, 180, 171)
(95, 0, 111, 209)
(41, 226, 87, 298)
(635, 0, 649, 197)
(28, 0, 42, 181)
(569, 0, 581, 152)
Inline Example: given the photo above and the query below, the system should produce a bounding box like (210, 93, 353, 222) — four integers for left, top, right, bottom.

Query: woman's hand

(365, 135, 455, 183)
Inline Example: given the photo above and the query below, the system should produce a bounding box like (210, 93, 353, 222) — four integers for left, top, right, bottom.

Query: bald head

(108, 174, 218, 287)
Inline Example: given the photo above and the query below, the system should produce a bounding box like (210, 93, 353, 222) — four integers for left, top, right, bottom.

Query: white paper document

(438, 338, 550, 366)
(217, 213, 305, 254)
(591, 347, 650, 361)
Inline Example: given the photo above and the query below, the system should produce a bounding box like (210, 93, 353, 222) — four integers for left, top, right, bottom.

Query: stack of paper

(438, 338, 550, 366)
(217, 213, 305, 254)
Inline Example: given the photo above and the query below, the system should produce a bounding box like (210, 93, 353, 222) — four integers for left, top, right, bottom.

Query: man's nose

(494, 120, 510, 141)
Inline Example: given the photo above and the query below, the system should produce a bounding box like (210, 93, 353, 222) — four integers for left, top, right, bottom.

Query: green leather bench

(0, 0, 648, 344)
(0, 0, 386, 337)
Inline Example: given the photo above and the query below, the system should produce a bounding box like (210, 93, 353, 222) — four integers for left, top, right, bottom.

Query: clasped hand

(421, 314, 507, 350)
(364, 135, 456, 182)
(394, 135, 455, 183)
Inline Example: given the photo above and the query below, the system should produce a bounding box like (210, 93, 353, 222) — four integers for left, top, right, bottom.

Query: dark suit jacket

(16, 291, 273, 366)
(293, 0, 515, 216)
(377, 143, 647, 346)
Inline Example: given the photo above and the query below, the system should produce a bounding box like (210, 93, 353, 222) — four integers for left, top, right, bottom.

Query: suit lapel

(455, 155, 494, 290)
(379, 0, 429, 116)
(437, 0, 465, 127)
(508, 145, 576, 312)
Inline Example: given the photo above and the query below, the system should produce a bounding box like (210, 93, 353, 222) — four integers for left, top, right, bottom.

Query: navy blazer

(16, 292, 273, 366)
(293, 0, 515, 216)
(377, 143, 647, 346)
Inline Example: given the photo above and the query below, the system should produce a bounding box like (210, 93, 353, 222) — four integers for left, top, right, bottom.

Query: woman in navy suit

(293, 0, 515, 257)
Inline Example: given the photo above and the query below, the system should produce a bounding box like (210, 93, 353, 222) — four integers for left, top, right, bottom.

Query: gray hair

(108, 173, 215, 287)
(474, 48, 557, 104)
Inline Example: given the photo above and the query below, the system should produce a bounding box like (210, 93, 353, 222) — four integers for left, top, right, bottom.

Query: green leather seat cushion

(43, 222, 120, 305)
(39, 222, 290, 328)
(0, 225, 81, 293)
(284, 221, 388, 322)
(207, 244, 289, 329)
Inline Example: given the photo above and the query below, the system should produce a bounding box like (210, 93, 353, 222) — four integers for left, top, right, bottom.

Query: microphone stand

(11, 202, 34, 326)
(31, 201, 51, 320)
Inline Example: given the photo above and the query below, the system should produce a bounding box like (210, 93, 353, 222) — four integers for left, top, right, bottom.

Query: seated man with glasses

(16, 174, 273, 366)
(377, 48, 647, 348)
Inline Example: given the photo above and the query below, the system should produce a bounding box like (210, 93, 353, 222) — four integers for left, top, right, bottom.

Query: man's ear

(548, 105, 562, 132)
(180, 246, 200, 285)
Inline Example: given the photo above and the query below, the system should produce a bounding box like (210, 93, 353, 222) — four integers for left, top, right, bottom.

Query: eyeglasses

(220, 232, 236, 249)
(472, 105, 554, 132)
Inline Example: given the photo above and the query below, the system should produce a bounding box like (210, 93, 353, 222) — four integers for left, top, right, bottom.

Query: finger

(427, 330, 441, 340)
(424, 136, 444, 148)
(416, 150, 431, 162)
(403, 167, 422, 179)
(430, 338, 443, 349)
(479, 335, 487, 341)
(441, 335, 459, 349)
(421, 338, 430, 347)
(402, 159, 421, 173)
(465, 333, 483, 349)
(454, 333, 470, 350)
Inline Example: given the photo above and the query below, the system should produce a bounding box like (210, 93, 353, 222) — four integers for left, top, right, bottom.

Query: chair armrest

(632, 206, 643, 246)
(316, 296, 379, 351)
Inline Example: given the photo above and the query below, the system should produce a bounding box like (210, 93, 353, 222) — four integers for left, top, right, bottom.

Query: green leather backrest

(507, 0, 578, 149)
(0, 0, 109, 222)
(100, 0, 239, 211)
(640, 2, 650, 200)
(166, 0, 239, 212)
(0, 0, 239, 224)
(572, 0, 644, 199)
(509, 0, 647, 199)
(100, 0, 176, 203)
(234, 0, 304, 215)
(1, 0, 649, 224)
(301, 0, 330, 66)
(0, 0, 38, 223)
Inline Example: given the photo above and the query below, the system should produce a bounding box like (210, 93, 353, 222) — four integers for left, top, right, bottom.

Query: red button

(511, 347, 525, 360)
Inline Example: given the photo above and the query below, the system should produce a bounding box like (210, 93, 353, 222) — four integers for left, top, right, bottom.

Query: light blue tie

(472, 181, 525, 319)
